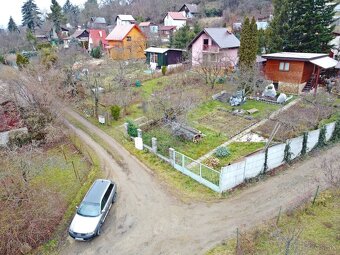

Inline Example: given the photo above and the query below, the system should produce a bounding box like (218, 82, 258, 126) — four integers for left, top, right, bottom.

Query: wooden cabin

(105, 24, 146, 60)
(262, 52, 338, 94)
(145, 47, 185, 69)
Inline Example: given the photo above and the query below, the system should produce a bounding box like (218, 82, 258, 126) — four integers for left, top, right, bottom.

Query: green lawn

(206, 190, 340, 255)
(215, 142, 265, 167)
(142, 126, 228, 159)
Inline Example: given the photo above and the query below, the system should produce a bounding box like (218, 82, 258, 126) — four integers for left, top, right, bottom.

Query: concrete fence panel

(220, 160, 246, 191)
(289, 135, 303, 159)
(244, 151, 266, 179)
(267, 143, 286, 170)
(307, 129, 320, 152)
(325, 122, 335, 141)
(0, 131, 9, 146)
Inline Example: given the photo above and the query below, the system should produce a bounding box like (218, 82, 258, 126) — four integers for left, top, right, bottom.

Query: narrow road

(61, 110, 337, 255)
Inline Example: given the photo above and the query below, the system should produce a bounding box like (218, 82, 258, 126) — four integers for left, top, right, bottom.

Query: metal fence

(172, 150, 221, 192)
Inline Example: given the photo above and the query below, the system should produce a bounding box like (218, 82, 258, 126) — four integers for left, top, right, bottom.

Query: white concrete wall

(307, 129, 320, 152)
(0, 131, 9, 146)
(244, 152, 265, 178)
(164, 15, 186, 29)
(289, 135, 304, 159)
(220, 160, 246, 191)
(267, 143, 286, 170)
(219, 121, 336, 192)
(325, 122, 335, 141)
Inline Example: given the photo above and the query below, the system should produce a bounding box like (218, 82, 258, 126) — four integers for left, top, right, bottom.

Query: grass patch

(37, 137, 101, 254)
(217, 142, 265, 167)
(143, 126, 227, 159)
(206, 190, 340, 255)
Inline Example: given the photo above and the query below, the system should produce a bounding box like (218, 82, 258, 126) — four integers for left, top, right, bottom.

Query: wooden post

(276, 206, 282, 225)
(312, 185, 320, 205)
(314, 66, 321, 96)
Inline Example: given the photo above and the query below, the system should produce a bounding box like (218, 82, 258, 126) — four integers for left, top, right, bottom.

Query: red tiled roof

(0, 101, 23, 133)
(168, 12, 186, 20)
(106, 24, 145, 41)
(89, 29, 108, 46)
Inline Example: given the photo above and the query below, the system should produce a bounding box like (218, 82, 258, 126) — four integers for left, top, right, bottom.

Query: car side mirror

(101, 209, 105, 213)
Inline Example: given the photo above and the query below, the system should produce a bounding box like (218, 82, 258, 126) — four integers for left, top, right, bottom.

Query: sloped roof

(91, 17, 106, 24)
(310, 57, 338, 69)
(106, 24, 144, 41)
(262, 52, 327, 61)
(89, 29, 108, 45)
(69, 29, 89, 39)
(188, 28, 240, 49)
(139, 22, 151, 27)
(159, 25, 176, 31)
(117, 14, 135, 21)
(145, 47, 185, 53)
(180, 3, 199, 13)
(167, 12, 187, 20)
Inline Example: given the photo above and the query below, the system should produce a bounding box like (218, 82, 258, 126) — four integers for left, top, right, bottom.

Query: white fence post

(137, 128, 142, 138)
(151, 137, 157, 153)
(169, 148, 175, 166)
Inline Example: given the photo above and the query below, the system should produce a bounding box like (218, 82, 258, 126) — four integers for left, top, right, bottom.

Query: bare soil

(60, 109, 337, 255)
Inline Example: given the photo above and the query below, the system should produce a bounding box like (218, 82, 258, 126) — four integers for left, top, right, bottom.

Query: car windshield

(77, 202, 101, 217)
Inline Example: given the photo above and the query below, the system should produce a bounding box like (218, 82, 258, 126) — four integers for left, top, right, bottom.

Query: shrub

(161, 66, 167, 76)
(127, 120, 138, 137)
(283, 142, 292, 163)
(204, 156, 220, 169)
(16, 53, 29, 68)
(0, 54, 5, 64)
(110, 105, 121, 121)
(317, 125, 327, 148)
(214, 146, 230, 158)
(41, 48, 58, 68)
(36, 42, 52, 50)
(331, 119, 340, 142)
(90, 46, 102, 59)
(301, 132, 308, 156)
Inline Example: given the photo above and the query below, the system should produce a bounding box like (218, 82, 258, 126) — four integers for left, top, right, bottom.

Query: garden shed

(145, 47, 185, 69)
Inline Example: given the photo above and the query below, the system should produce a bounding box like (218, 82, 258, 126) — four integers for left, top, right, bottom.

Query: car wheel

(112, 192, 117, 203)
(97, 226, 102, 236)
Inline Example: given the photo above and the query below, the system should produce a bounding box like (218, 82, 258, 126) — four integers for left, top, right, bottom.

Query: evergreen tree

(266, 0, 289, 53)
(48, 0, 65, 33)
(8, 16, 19, 33)
(267, 0, 335, 53)
(62, 0, 73, 14)
(239, 17, 258, 69)
(172, 25, 195, 49)
(21, 0, 42, 33)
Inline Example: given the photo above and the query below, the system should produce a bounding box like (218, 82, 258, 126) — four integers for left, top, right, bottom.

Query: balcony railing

(202, 45, 219, 53)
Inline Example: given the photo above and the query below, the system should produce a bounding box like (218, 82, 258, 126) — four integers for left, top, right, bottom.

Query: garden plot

(197, 109, 258, 138)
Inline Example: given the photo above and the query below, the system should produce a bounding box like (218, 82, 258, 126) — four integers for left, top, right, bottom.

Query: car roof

(84, 179, 112, 203)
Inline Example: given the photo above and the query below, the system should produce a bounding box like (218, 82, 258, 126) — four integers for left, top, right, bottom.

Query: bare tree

(320, 155, 340, 189)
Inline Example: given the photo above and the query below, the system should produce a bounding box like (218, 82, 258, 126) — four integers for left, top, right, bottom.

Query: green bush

(16, 53, 29, 68)
(331, 119, 340, 142)
(41, 48, 58, 68)
(161, 66, 167, 76)
(90, 46, 102, 59)
(0, 54, 5, 64)
(317, 126, 327, 148)
(214, 146, 230, 158)
(36, 42, 52, 50)
(110, 105, 121, 121)
(127, 120, 138, 137)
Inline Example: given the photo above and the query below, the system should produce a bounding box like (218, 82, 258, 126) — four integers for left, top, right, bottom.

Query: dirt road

(61, 110, 337, 255)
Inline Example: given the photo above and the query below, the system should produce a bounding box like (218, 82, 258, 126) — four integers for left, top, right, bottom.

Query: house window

(151, 53, 158, 63)
(279, 62, 290, 71)
(127, 36, 132, 41)
(203, 39, 209, 50)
